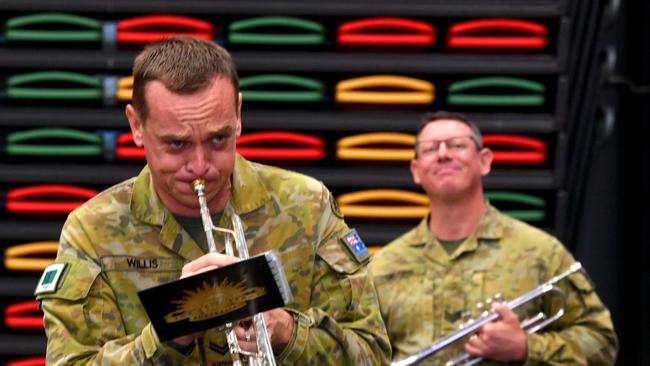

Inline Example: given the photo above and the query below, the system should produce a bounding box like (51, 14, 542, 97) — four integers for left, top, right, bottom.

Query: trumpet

(392, 262, 585, 366)
(192, 179, 276, 366)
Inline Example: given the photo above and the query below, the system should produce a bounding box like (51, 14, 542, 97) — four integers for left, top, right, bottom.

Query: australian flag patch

(341, 229, 370, 263)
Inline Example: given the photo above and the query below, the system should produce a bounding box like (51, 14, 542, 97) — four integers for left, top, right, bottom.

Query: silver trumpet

(193, 179, 276, 366)
(392, 262, 585, 366)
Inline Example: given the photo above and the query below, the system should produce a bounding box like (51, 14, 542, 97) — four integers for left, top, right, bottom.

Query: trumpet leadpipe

(192, 179, 218, 253)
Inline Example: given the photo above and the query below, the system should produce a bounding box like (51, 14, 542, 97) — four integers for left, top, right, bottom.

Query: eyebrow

(416, 134, 474, 144)
(213, 125, 235, 136)
(158, 124, 236, 142)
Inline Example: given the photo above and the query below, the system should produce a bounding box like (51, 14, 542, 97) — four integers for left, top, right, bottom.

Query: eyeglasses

(415, 135, 479, 157)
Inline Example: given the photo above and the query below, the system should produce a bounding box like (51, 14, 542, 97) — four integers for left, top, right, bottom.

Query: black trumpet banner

(138, 252, 289, 341)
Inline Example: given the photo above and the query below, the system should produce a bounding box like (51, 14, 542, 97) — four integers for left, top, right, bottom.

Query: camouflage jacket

(36, 154, 390, 365)
(370, 204, 617, 366)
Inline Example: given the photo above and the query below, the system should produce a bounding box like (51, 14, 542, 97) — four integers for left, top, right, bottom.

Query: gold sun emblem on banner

(164, 278, 266, 323)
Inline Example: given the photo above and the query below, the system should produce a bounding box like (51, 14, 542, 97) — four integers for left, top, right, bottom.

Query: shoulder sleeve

(36, 256, 100, 300)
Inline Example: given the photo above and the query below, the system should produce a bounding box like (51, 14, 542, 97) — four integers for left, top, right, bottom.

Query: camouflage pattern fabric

(370, 204, 617, 366)
(36, 154, 390, 365)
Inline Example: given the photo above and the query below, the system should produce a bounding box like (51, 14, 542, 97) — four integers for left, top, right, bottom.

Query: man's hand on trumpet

(182, 252, 241, 276)
(464, 303, 528, 362)
(168, 252, 295, 355)
(234, 308, 294, 355)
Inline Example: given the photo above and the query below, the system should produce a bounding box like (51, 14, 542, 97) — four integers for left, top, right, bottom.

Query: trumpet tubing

(192, 179, 217, 253)
(192, 179, 277, 366)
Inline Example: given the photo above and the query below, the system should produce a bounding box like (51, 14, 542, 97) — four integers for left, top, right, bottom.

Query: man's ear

(125, 104, 144, 147)
(410, 159, 422, 185)
(235, 92, 243, 136)
(479, 147, 493, 176)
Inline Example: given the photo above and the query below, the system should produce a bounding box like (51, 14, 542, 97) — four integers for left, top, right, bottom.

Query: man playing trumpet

(36, 36, 390, 365)
(370, 111, 617, 365)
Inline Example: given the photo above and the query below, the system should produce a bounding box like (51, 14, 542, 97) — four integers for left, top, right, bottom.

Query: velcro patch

(34, 263, 67, 295)
(341, 229, 369, 264)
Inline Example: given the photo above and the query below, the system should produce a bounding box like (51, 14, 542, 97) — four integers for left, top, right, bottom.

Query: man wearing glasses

(370, 111, 617, 365)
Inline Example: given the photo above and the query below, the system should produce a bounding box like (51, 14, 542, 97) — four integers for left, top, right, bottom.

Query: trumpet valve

(475, 302, 485, 313)
(485, 297, 493, 307)
(475, 302, 489, 318)
(494, 293, 504, 304)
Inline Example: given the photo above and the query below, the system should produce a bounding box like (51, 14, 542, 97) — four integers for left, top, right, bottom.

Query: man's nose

(436, 141, 450, 158)
(187, 146, 210, 176)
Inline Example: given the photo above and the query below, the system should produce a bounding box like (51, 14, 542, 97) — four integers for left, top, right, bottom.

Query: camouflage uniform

(370, 204, 617, 365)
(36, 154, 390, 365)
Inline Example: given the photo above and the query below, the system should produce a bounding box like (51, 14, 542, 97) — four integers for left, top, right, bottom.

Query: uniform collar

(230, 153, 271, 216)
(131, 165, 167, 227)
(409, 203, 504, 258)
(473, 203, 504, 240)
(407, 215, 433, 248)
(130, 166, 201, 259)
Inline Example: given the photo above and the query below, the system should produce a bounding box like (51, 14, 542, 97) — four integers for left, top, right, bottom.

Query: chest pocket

(481, 265, 544, 323)
(275, 244, 315, 309)
(100, 255, 184, 333)
(100, 255, 183, 289)
(375, 267, 430, 343)
(439, 269, 482, 335)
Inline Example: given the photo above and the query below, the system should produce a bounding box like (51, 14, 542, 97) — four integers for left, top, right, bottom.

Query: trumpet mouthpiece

(192, 179, 206, 193)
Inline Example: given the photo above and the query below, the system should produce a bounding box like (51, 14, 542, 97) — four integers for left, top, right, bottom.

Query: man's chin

(167, 188, 201, 208)
(432, 183, 465, 197)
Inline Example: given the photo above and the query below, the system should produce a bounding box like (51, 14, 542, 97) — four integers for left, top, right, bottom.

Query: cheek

(146, 151, 185, 174)
(410, 159, 428, 183)
(213, 152, 236, 175)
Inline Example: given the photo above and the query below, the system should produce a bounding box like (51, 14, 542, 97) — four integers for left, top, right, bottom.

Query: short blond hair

(131, 36, 239, 121)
